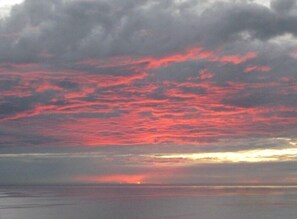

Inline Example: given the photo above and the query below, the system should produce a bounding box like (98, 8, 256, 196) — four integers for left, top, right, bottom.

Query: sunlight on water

(0, 186, 296, 219)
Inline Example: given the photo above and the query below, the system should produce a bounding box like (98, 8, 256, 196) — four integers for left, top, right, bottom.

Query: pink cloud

(244, 65, 271, 73)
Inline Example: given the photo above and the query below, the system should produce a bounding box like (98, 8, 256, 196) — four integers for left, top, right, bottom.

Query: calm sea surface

(0, 185, 296, 219)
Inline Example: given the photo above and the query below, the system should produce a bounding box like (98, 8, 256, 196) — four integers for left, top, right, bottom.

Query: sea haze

(0, 185, 297, 219)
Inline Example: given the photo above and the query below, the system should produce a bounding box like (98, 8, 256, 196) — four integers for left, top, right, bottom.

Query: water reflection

(0, 186, 296, 219)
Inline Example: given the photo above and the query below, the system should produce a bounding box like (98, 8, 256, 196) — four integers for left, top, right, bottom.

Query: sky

(0, 0, 296, 185)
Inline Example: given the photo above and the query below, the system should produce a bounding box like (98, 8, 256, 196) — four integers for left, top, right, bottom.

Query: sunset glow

(151, 147, 297, 163)
(0, 0, 296, 186)
(76, 175, 146, 184)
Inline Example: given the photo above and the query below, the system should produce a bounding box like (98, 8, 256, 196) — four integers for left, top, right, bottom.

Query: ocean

(0, 185, 296, 219)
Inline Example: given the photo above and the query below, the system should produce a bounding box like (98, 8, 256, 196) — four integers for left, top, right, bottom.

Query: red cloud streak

(1, 46, 294, 147)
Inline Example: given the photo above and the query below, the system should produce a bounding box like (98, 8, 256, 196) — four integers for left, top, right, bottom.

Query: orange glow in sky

(76, 174, 146, 184)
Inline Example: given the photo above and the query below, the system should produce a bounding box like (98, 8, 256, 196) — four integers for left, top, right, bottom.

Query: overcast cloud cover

(0, 0, 296, 185)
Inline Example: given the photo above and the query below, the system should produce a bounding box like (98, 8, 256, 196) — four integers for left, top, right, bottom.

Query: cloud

(0, 0, 296, 184)
(271, 0, 296, 13)
(0, 138, 296, 184)
(1, 0, 297, 64)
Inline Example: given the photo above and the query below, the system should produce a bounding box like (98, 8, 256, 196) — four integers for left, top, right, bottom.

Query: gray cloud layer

(0, 0, 297, 63)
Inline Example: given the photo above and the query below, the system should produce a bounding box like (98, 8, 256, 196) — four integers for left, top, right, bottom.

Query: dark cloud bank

(0, 0, 297, 62)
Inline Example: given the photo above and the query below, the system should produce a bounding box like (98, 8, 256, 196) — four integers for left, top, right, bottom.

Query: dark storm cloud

(271, 0, 296, 12)
(0, 0, 297, 64)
